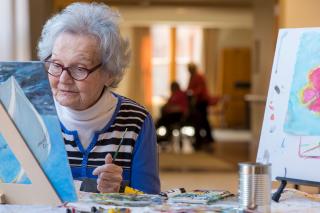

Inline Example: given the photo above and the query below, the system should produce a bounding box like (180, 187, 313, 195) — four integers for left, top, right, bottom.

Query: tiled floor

(160, 171, 238, 193)
(159, 129, 320, 194)
(213, 128, 252, 143)
(159, 131, 250, 193)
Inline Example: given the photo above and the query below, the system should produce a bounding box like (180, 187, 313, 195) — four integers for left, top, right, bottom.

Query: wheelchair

(156, 94, 214, 152)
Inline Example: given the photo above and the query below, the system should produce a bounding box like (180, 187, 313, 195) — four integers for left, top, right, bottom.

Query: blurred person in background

(156, 81, 188, 142)
(186, 62, 214, 151)
(38, 2, 160, 194)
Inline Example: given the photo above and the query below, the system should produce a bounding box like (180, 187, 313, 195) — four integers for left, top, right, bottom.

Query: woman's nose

(59, 69, 74, 83)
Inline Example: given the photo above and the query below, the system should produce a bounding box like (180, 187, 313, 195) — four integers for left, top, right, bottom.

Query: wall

(115, 6, 252, 28)
(29, 0, 53, 60)
(218, 29, 252, 48)
(279, 0, 320, 28)
(217, 28, 253, 95)
(250, 0, 276, 161)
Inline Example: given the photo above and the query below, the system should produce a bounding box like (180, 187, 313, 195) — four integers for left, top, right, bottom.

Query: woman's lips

(59, 89, 78, 95)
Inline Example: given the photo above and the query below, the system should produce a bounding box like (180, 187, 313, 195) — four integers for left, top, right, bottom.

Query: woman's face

(49, 32, 110, 110)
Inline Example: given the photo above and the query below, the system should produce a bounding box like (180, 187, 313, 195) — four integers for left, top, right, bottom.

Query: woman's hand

(92, 153, 123, 193)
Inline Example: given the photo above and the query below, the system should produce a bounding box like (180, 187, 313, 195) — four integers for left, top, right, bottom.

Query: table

(1, 189, 320, 213)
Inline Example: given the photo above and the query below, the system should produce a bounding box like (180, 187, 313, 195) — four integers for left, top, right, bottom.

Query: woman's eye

(52, 63, 61, 68)
(76, 67, 88, 72)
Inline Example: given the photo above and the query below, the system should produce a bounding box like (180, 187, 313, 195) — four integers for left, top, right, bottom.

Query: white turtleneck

(55, 88, 118, 149)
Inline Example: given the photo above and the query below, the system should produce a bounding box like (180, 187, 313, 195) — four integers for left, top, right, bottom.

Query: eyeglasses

(44, 57, 102, 81)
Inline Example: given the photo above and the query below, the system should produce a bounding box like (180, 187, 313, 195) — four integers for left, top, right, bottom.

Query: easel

(0, 102, 61, 205)
(272, 177, 320, 202)
(0, 193, 4, 204)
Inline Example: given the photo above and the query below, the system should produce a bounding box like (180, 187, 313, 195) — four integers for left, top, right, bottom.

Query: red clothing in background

(187, 72, 209, 103)
(164, 90, 188, 115)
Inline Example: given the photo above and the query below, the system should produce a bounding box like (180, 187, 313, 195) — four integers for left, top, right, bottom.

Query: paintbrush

(112, 128, 128, 163)
(80, 128, 128, 193)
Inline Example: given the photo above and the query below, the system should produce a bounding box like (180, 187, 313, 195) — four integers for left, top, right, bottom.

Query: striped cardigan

(61, 94, 160, 194)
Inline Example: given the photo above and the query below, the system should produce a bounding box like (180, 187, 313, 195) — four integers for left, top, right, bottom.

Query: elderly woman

(37, 2, 160, 194)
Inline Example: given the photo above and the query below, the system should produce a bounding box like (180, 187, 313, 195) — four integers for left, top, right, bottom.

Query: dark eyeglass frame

(44, 55, 102, 81)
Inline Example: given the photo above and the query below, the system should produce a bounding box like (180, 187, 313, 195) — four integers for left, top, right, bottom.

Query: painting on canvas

(257, 28, 320, 182)
(0, 61, 77, 202)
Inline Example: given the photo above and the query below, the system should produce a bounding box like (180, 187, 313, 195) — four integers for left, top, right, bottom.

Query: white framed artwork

(257, 28, 320, 183)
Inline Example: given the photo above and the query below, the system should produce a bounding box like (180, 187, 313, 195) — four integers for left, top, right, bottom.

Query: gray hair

(37, 2, 130, 88)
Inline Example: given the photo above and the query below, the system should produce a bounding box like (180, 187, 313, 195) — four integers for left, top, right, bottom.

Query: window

(176, 26, 202, 90)
(151, 25, 202, 117)
(151, 26, 170, 99)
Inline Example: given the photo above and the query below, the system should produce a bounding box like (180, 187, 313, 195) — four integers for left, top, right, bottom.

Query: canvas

(0, 61, 77, 204)
(257, 28, 320, 182)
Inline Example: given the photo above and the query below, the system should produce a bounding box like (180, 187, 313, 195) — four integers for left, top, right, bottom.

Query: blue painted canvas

(0, 62, 77, 202)
(284, 32, 320, 135)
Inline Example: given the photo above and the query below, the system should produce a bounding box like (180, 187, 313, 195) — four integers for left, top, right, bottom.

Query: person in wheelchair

(156, 82, 188, 143)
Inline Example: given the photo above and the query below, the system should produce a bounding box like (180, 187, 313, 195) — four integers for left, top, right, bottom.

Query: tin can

(238, 162, 271, 213)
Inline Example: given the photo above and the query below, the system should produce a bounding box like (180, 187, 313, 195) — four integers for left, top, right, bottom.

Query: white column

(0, 0, 14, 60)
(0, 0, 30, 61)
(15, 0, 31, 60)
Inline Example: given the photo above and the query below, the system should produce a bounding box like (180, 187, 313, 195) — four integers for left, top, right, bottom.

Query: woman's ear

(104, 72, 114, 87)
